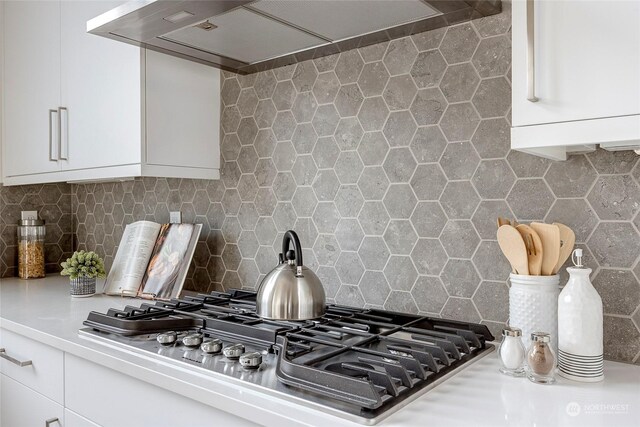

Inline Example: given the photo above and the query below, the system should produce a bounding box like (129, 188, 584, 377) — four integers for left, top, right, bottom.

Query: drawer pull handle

(45, 418, 59, 427)
(526, 0, 539, 102)
(0, 348, 33, 367)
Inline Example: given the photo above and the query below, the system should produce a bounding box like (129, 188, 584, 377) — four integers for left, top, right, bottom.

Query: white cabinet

(64, 409, 100, 427)
(2, 0, 221, 186)
(1, 374, 63, 427)
(511, 0, 640, 160)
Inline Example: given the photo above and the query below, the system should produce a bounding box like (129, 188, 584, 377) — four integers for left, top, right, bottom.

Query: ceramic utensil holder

(509, 274, 560, 353)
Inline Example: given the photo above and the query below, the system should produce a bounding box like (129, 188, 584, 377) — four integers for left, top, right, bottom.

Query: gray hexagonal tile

(272, 141, 296, 172)
(507, 151, 551, 178)
(254, 99, 277, 129)
(472, 35, 511, 78)
(312, 136, 340, 168)
(410, 126, 447, 163)
(383, 184, 417, 219)
(358, 61, 390, 97)
(357, 167, 390, 201)
(411, 238, 447, 275)
(383, 147, 417, 183)
(382, 75, 417, 111)
(335, 185, 364, 218)
(411, 201, 448, 237)
(383, 111, 417, 147)
(222, 106, 241, 133)
(312, 104, 340, 136)
(359, 271, 391, 306)
(336, 251, 365, 285)
(473, 0, 511, 36)
(410, 88, 446, 126)
(254, 129, 277, 158)
(255, 246, 277, 274)
(410, 164, 447, 201)
(441, 259, 480, 298)
(411, 27, 446, 51)
(221, 78, 240, 106)
(335, 50, 365, 84)
(237, 146, 259, 174)
(587, 175, 640, 221)
(272, 80, 297, 111)
(335, 84, 364, 118)
(473, 281, 509, 322)
(439, 142, 480, 180)
(440, 182, 480, 219)
(273, 172, 296, 201)
(471, 200, 513, 240)
(313, 53, 339, 73)
(472, 118, 510, 159)
(440, 23, 479, 64)
(237, 231, 259, 258)
(384, 220, 418, 255)
(545, 155, 598, 198)
(272, 202, 297, 232)
(237, 88, 259, 117)
(473, 240, 511, 281)
(291, 187, 318, 217)
(294, 217, 318, 247)
(254, 158, 277, 188)
(272, 111, 297, 141)
(383, 38, 418, 76)
(507, 179, 554, 221)
(314, 234, 341, 266)
(440, 220, 480, 258)
(593, 269, 639, 316)
(335, 284, 366, 307)
(335, 117, 364, 151)
(472, 159, 516, 199)
(412, 276, 448, 314)
(358, 201, 390, 235)
(472, 77, 511, 118)
(291, 123, 318, 155)
(254, 188, 277, 217)
(440, 63, 480, 103)
(238, 259, 260, 288)
(410, 50, 447, 89)
(221, 189, 242, 215)
(317, 265, 341, 298)
(292, 61, 318, 92)
(222, 270, 242, 290)
(335, 219, 364, 251)
(253, 70, 277, 99)
(359, 41, 389, 63)
(237, 117, 259, 146)
(358, 132, 390, 166)
(312, 202, 340, 233)
(237, 203, 259, 230)
(385, 291, 419, 313)
(383, 255, 418, 291)
(586, 149, 639, 174)
(291, 155, 318, 186)
(292, 91, 318, 123)
(588, 222, 640, 268)
(603, 316, 640, 362)
(221, 244, 241, 270)
(222, 216, 242, 243)
(546, 199, 598, 242)
(335, 151, 364, 184)
(312, 169, 341, 201)
(358, 97, 390, 132)
(358, 236, 390, 270)
(440, 103, 480, 142)
(221, 134, 241, 161)
(313, 71, 340, 105)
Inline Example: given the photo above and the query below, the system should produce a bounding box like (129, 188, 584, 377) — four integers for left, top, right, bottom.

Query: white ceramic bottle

(557, 249, 604, 382)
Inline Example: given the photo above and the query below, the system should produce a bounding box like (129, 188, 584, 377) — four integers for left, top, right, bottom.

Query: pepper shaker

(526, 332, 556, 384)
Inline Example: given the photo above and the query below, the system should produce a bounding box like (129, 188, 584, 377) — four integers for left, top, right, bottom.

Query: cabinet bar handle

(0, 348, 33, 367)
(45, 418, 59, 427)
(526, 0, 538, 102)
(59, 107, 68, 160)
(48, 109, 59, 161)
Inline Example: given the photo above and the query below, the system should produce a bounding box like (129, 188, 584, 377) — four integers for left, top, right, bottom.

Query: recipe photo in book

(103, 221, 202, 300)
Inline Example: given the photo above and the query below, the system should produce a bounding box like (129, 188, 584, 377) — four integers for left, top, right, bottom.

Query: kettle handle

(282, 230, 303, 276)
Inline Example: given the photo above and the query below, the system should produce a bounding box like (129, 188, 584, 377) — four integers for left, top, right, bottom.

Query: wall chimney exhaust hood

(88, 0, 501, 74)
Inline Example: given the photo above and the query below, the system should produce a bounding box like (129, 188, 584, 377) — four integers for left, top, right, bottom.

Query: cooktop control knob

(239, 352, 262, 369)
(182, 333, 204, 348)
(223, 343, 245, 359)
(156, 331, 177, 346)
(200, 339, 223, 354)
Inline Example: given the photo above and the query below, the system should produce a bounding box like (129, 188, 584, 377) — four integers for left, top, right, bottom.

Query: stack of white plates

(557, 349, 604, 382)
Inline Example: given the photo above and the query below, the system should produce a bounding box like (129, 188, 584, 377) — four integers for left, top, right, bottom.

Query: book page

(139, 223, 202, 300)
(103, 221, 162, 296)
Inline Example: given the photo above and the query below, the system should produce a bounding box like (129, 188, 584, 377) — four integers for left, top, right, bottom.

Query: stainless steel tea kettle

(256, 230, 326, 320)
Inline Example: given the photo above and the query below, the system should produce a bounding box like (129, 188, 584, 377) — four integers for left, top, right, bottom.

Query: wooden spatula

(497, 225, 529, 275)
(552, 222, 576, 274)
(497, 217, 511, 228)
(516, 224, 543, 276)
(530, 222, 561, 276)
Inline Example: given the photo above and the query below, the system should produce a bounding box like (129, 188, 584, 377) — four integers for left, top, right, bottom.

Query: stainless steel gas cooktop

(80, 290, 494, 425)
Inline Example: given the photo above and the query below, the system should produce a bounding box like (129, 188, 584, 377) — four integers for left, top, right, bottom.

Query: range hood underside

(88, 0, 502, 75)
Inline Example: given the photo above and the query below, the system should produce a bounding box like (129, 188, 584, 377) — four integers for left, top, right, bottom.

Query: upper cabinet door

(3, 1, 62, 177)
(512, 0, 640, 127)
(60, 1, 142, 171)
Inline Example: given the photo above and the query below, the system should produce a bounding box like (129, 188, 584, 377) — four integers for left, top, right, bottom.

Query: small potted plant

(61, 250, 106, 297)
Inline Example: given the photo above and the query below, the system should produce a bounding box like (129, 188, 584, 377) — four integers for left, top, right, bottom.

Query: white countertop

(1, 275, 639, 427)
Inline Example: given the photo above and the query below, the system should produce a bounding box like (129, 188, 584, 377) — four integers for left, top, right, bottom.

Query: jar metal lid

(502, 327, 522, 337)
(531, 332, 551, 342)
(19, 219, 45, 226)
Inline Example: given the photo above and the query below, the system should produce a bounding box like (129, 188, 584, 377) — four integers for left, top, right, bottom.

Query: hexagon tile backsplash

(4, 4, 640, 364)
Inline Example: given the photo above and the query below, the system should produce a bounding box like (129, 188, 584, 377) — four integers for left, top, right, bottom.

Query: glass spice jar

(526, 332, 556, 384)
(498, 327, 526, 377)
(18, 218, 46, 279)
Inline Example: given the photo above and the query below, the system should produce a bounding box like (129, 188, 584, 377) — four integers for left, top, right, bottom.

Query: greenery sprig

(61, 250, 106, 280)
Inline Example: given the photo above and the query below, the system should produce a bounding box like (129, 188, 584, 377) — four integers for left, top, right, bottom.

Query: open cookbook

(103, 221, 202, 300)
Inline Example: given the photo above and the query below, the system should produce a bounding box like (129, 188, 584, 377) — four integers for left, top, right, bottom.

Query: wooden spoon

(497, 225, 529, 275)
(530, 222, 561, 276)
(553, 222, 576, 274)
(516, 224, 543, 276)
(497, 217, 511, 228)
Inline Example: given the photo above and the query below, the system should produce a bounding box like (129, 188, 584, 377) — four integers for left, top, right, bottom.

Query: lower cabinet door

(64, 409, 100, 427)
(0, 373, 63, 427)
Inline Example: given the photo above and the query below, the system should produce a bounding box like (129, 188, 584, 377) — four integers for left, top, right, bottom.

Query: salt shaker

(526, 332, 556, 384)
(498, 327, 526, 376)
